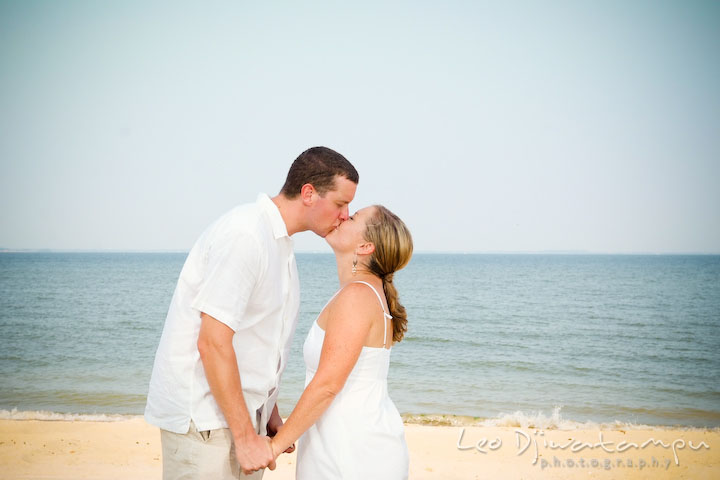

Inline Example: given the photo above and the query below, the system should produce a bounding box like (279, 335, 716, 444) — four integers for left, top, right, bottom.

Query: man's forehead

(329, 176, 357, 202)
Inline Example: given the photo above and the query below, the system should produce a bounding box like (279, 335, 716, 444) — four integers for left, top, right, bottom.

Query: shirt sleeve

(191, 232, 263, 332)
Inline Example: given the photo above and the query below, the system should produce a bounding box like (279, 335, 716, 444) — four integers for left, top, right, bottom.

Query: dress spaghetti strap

(351, 281, 392, 348)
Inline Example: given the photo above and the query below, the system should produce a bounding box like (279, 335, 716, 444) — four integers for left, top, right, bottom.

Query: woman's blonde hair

(363, 205, 413, 342)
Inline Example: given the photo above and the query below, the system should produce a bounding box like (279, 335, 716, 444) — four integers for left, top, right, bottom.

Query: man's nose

(339, 205, 349, 221)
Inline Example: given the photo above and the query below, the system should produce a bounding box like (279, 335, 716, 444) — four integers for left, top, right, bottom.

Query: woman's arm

(270, 283, 379, 456)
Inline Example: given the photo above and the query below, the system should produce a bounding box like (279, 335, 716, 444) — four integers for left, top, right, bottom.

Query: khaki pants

(161, 421, 264, 480)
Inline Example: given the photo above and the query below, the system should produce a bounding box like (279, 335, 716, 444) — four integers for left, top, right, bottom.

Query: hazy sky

(1, 1, 719, 253)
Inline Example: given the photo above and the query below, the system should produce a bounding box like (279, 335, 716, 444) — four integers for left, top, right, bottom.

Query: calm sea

(1, 252, 719, 427)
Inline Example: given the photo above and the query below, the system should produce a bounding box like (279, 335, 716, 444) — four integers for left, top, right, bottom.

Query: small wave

(402, 413, 482, 426)
(0, 408, 141, 422)
(479, 405, 620, 430)
(403, 406, 720, 431)
(403, 335, 454, 344)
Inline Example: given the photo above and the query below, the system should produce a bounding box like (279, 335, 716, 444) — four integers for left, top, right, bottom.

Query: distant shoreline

(2, 249, 719, 256)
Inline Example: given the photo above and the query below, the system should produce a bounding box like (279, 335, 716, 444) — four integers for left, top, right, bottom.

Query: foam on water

(478, 405, 652, 430)
(3, 406, 718, 432)
(403, 406, 719, 431)
(0, 408, 140, 422)
(0, 407, 660, 430)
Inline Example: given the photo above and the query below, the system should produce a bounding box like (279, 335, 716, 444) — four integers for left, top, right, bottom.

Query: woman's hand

(270, 436, 295, 459)
(270, 433, 295, 458)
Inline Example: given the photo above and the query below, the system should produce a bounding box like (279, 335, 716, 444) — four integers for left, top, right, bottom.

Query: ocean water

(1, 252, 719, 428)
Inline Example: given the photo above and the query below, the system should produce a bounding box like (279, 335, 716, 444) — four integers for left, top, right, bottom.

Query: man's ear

(300, 184, 315, 206)
(357, 242, 375, 256)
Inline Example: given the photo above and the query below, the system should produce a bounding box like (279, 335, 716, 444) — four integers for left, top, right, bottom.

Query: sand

(1, 418, 718, 479)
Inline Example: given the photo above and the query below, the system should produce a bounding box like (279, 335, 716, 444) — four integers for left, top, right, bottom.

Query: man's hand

(234, 433, 276, 475)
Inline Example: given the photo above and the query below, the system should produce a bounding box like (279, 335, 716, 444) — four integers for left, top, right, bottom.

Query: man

(145, 146, 359, 479)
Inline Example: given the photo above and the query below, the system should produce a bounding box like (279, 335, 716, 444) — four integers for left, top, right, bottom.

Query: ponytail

(364, 206, 413, 343)
(382, 276, 408, 343)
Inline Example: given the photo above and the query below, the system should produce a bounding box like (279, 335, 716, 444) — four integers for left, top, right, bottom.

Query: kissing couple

(145, 146, 412, 479)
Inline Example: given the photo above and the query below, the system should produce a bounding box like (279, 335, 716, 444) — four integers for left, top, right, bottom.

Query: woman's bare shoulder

(327, 282, 381, 319)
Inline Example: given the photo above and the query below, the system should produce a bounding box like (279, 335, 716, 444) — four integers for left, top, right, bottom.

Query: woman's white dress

(296, 281, 409, 480)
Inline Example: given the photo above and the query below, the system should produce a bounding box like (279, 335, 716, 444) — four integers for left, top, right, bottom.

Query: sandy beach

(1, 417, 717, 479)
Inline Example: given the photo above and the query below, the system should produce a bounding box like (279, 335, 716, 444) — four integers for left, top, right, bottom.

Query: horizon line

(1, 248, 719, 256)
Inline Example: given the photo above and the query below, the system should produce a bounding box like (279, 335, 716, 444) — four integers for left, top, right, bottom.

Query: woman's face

(325, 206, 377, 253)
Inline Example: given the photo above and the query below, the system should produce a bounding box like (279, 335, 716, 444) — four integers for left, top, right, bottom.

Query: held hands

(234, 433, 276, 475)
(234, 431, 293, 475)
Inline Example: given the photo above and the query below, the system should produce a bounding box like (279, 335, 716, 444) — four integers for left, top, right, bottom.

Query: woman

(270, 205, 412, 479)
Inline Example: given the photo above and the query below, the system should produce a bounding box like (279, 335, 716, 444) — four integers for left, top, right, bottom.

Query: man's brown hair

(280, 146, 359, 198)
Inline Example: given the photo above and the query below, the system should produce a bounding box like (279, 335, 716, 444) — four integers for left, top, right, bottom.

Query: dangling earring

(352, 251, 357, 276)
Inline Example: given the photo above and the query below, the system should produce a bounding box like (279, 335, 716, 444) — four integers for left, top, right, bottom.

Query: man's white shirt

(145, 193, 300, 434)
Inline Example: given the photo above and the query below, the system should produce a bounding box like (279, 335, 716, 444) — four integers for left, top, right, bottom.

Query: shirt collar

(257, 193, 290, 240)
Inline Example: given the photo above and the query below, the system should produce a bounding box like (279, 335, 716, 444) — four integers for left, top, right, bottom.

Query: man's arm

(197, 312, 276, 474)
